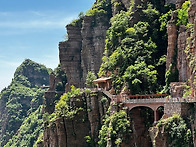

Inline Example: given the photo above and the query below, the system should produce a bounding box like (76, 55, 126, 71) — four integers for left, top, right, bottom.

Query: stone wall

(165, 0, 176, 4)
(164, 102, 192, 117)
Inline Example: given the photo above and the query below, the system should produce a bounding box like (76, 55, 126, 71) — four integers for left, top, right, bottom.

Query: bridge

(102, 90, 196, 122)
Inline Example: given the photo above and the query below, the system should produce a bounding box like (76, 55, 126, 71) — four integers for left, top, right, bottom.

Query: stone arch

(128, 106, 154, 147)
(129, 105, 154, 112)
(127, 104, 164, 122)
(129, 106, 155, 125)
(123, 102, 164, 122)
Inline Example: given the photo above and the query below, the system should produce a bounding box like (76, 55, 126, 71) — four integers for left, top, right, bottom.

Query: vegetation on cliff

(0, 59, 50, 146)
(156, 114, 193, 147)
(177, 0, 190, 26)
(98, 1, 175, 94)
(98, 110, 132, 146)
(42, 0, 196, 147)
(163, 0, 191, 94)
(2, 0, 192, 147)
(86, 0, 112, 17)
(5, 106, 43, 147)
(54, 86, 82, 118)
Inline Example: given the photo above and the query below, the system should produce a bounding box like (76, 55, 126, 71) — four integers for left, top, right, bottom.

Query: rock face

(44, 0, 196, 146)
(81, 16, 110, 85)
(59, 12, 111, 90)
(59, 24, 83, 89)
(59, 0, 146, 91)
(166, 11, 178, 71)
(151, 0, 196, 146)
(43, 92, 111, 147)
(170, 82, 186, 97)
(166, 0, 196, 96)
(129, 108, 153, 147)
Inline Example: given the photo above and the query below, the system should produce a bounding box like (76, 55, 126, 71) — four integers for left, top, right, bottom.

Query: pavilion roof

(93, 77, 112, 83)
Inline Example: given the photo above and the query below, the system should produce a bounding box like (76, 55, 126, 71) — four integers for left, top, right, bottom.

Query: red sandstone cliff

(42, 0, 196, 146)
(166, 0, 196, 97)
(150, 0, 196, 146)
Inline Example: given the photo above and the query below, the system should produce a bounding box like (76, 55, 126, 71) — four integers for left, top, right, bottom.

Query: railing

(127, 94, 168, 99)
(123, 98, 167, 103)
(85, 89, 196, 104)
(165, 97, 196, 103)
(111, 94, 168, 103)
(111, 95, 196, 104)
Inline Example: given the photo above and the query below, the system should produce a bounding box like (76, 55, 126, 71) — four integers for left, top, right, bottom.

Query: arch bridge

(111, 94, 167, 122)
(101, 91, 196, 123)
(102, 90, 196, 122)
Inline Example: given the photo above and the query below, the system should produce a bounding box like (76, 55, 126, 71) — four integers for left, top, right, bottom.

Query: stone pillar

(154, 109, 159, 122)
(59, 24, 83, 89)
(49, 72, 55, 91)
(166, 12, 178, 71)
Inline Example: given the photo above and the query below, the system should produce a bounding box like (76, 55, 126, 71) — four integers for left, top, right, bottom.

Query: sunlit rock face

(59, 14, 110, 90)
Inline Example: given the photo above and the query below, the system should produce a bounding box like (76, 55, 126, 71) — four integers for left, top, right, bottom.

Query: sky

(0, 0, 95, 91)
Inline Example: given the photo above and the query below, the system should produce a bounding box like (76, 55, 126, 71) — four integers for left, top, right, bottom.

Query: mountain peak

(14, 59, 51, 87)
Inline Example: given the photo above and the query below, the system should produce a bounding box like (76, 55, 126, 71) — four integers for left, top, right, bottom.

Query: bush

(55, 86, 82, 117)
(85, 72, 97, 88)
(98, 111, 131, 146)
(157, 114, 193, 147)
(177, 0, 190, 26)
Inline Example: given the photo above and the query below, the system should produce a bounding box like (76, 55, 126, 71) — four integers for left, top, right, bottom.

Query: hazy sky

(0, 0, 95, 90)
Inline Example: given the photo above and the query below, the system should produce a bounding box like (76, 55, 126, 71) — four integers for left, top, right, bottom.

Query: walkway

(102, 90, 196, 122)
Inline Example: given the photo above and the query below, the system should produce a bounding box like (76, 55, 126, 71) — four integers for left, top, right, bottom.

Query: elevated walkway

(102, 90, 113, 99)
(101, 90, 196, 122)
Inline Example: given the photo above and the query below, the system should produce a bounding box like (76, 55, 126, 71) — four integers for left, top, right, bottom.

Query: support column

(154, 109, 159, 123)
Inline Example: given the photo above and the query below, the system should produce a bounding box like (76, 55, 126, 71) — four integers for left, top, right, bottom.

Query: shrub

(85, 72, 97, 88)
(177, 0, 190, 26)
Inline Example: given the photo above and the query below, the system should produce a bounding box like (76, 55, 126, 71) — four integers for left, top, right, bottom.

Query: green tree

(85, 71, 97, 88)
(177, 0, 190, 26)
(123, 60, 157, 94)
(157, 114, 193, 147)
(98, 111, 131, 146)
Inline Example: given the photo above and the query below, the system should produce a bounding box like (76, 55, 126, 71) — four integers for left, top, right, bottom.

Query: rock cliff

(43, 90, 155, 147)
(59, 6, 111, 90)
(42, 0, 196, 146)
(43, 91, 111, 147)
(150, 0, 196, 146)
(58, 0, 148, 91)
(166, 0, 196, 96)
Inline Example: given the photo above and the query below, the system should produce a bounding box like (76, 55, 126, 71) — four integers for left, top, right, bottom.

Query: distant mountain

(0, 59, 51, 147)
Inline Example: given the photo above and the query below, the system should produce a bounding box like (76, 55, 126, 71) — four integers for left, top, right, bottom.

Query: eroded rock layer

(59, 13, 110, 90)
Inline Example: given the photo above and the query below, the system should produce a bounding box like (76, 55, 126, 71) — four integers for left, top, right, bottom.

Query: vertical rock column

(59, 24, 83, 90)
(177, 26, 188, 82)
(81, 15, 110, 84)
(166, 12, 178, 71)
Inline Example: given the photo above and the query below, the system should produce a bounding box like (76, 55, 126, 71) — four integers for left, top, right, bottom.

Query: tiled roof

(93, 77, 112, 83)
